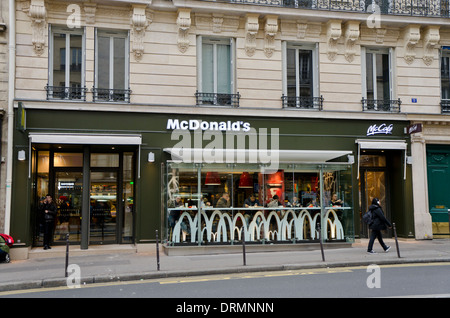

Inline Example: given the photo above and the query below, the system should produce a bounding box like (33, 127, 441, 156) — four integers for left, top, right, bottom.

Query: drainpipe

(4, 0, 15, 235)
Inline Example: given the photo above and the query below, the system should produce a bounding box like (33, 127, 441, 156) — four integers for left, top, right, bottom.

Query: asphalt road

(1, 263, 450, 300)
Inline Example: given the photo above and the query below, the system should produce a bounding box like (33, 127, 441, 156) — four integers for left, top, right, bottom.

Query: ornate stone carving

(83, 3, 97, 25)
(403, 25, 421, 65)
(280, 21, 321, 40)
(344, 21, 359, 63)
(423, 26, 440, 66)
(297, 23, 308, 39)
(212, 14, 223, 33)
(194, 13, 239, 34)
(177, 8, 191, 53)
(131, 5, 152, 61)
(29, 0, 46, 55)
(375, 28, 387, 44)
(264, 15, 278, 58)
(326, 20, 341, 61)
(245, 14, 259, 57)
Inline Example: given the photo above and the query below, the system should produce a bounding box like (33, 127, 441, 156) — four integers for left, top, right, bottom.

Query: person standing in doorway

(41, 194, 57, 250)
(367, 198, 392, 254)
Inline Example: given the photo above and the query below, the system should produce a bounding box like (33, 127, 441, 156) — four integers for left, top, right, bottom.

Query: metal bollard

(241, 227, 246, 266)
(65, 233, 69, 277)
(392, 223, 401, 258)
(316, 221, 325, 262)
(156, 230, 160, 271)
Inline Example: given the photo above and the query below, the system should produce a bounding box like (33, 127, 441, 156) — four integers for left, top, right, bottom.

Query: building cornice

(14, 100, 410, 122)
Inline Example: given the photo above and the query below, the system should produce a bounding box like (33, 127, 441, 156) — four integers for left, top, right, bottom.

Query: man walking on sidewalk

(367, 198, 392, 254)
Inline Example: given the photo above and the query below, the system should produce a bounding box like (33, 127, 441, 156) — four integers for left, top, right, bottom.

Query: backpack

(362, 210, 374, 225)
(0, 234, 14, 247)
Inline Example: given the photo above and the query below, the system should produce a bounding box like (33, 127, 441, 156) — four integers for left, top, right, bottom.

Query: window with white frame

(440, 46, 450, 112)
(282, 42, 321, 109)
(196, 36, 238, 107)
(361, 47, 399, 112)
(441, 47, 450, 99)
(94, 29, 130, 103)
(47, 26, 85, 100)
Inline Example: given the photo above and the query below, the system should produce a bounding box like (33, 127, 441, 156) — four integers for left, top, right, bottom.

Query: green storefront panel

(10, 108, 413, 246)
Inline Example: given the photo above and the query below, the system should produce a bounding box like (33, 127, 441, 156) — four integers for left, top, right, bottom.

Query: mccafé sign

(366, 123, 393, 136)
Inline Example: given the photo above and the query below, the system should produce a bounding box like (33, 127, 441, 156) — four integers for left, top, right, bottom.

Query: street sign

(17, 102, 26, 131)
(406, 123, 422, 135)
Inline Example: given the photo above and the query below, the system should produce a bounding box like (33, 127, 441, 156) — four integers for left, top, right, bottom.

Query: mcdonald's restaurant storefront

(10, 108, 414, 257)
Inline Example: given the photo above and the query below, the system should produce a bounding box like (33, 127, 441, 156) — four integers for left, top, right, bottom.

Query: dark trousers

(43, 220, 54, 247)
(368, 229, 388, 251)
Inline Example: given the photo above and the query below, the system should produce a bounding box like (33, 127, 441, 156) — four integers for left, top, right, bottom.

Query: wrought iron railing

(362, 98, 401, 112)
(282, 95, 324, 110)
(92, 87, 131, 103)
(214, 0, 450, 17)
(440, 100, 450, 113)
(45, 85, 87, 101)
(195, 91, 241, 107)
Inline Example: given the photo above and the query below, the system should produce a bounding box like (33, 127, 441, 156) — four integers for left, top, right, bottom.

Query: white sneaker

(367, 250, 376, 254)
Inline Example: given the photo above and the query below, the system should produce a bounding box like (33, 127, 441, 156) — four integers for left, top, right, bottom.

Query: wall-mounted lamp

(18, 150, 26, 161)
(406, 156, 413, 165)
(347, 155, 355, 164)
(0, 23, 6, 32)
(148, 152, 155, 163)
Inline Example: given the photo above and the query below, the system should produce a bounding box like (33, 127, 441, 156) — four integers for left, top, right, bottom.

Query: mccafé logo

(167, 119, 251, 132)
(366, 123, 393, 136)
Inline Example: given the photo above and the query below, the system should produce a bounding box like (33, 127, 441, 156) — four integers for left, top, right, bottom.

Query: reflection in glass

(360, 154, 386, 167)
(165, 162, 354, 246)
(34, 151, 50, 246)
(54, 171, 83, 244)
(441, 55, 450, 100)
(54, 153, 83, 167)
(52, 32, 82, 88)
(365, 51, 390, 102)
(91, 153, 120, 167)
(122, 152, 134, 243)
(98, 36, 110, 89)
(90, 171, 117, 243)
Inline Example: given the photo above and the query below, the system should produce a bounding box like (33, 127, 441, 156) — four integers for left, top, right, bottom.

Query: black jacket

(368, 204, 392, 231)
(40, 201, 57, 221)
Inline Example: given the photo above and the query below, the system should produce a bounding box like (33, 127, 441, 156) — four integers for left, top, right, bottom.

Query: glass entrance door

(90, 171, 118, 244)
(33, 148, 136, 247)
(54, 171, 83, 244)
(360, 170, 387, 237)
(359, 154, 390, 238)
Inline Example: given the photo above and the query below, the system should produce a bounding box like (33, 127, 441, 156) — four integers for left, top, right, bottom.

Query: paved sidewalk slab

(1, 239, 449, 292)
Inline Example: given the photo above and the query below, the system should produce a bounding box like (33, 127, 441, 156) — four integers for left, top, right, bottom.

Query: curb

(1, 257, 450, 293)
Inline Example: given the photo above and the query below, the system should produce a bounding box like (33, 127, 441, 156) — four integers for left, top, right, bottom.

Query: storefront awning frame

(355, 139, 408, 180)
(29, 133, 142, 145)
(163, 148, 352, 165)
(28, 133, 143, 178)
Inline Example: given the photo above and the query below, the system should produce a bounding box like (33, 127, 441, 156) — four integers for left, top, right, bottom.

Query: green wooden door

(427, 146, 450, 230)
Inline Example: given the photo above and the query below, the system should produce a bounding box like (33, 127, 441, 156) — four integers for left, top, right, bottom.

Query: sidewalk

(1, 238, 450, 292)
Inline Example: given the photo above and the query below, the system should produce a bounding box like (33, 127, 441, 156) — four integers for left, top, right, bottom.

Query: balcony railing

(195, 91, 241, 107)
(217, 0, 450, 17)
(362, 98, 401, 112)
(282, 95, 324, 110)
(92, 88, 131, 103)
(440, 100, 450, 113)
(45, 85, 87, 101)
